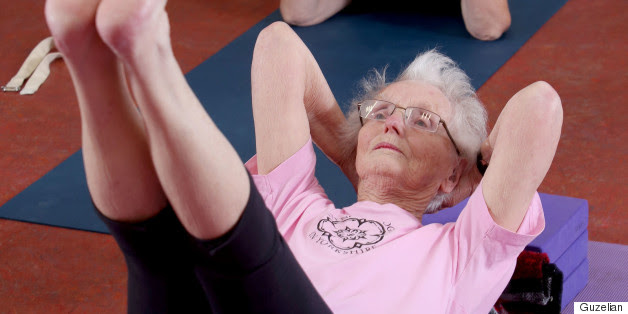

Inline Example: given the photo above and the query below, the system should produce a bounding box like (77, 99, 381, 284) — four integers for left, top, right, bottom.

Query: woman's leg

(92, 1, 331, 312)
(45, 1, 210, 311)
(45, 0, 166, 221)
(94, 0, 249, 240)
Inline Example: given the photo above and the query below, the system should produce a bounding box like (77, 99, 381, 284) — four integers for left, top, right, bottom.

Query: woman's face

(356, 80, 459, 193)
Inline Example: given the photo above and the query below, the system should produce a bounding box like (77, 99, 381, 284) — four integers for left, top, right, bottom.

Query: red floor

(0, 0, 625, 310)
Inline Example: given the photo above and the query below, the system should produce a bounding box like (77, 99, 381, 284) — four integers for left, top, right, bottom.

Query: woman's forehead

(377, 80, 451, 115)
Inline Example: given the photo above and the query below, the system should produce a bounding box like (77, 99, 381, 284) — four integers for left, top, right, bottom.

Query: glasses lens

(360, 100, 393, 121)
(407, 108, 439, 132)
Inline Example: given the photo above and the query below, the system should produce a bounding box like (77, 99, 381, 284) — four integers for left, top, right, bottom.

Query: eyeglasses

(357, 99, 461, 156)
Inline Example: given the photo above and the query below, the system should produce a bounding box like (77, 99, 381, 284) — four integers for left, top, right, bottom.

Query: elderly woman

(45, 0, 562, 313)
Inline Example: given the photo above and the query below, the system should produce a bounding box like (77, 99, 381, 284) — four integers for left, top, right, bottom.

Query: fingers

(473, 137, 490, 174)
(480, 138, 493, 163)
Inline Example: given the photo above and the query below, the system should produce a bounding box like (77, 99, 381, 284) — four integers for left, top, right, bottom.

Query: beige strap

(2, 37, 56, 92)
(20, 52, 63, 95)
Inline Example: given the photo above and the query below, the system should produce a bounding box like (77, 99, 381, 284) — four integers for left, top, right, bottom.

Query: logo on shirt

(316, 217, 386, 250)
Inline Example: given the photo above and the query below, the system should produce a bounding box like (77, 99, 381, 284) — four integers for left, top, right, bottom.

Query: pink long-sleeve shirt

(245, 138, 545, 313)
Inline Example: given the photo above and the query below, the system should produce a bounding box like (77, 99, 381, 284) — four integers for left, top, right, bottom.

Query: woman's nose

(384, 111, 405, 136)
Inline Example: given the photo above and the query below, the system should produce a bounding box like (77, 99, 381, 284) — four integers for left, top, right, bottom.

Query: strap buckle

(2, 85, 21, 92)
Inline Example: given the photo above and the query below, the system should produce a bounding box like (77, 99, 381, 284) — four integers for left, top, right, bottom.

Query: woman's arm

(251, 22, 358, 187)
(482, 81, 563, 232)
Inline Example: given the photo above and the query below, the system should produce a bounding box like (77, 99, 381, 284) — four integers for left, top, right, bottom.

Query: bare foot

(45, 0, 110, 62)
(95, 0, 171, 62)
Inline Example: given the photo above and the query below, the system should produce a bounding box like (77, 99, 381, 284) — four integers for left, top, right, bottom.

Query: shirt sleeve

(244, 137, 331, 236)
(449, 181, 545, 313)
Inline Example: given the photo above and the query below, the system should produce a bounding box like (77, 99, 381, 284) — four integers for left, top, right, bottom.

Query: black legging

(95, 173, 331, 313)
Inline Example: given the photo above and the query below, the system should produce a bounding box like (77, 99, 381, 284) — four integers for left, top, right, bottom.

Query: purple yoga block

(561, 258, 589, 309)
(554, 230, 588, 281)
(525, 194, 588, 262)
(423, 193, 589, 263)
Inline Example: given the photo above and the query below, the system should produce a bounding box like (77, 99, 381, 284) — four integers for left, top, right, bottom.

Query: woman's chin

(360, 161, 406, 181)
(356, 149, 410, 181)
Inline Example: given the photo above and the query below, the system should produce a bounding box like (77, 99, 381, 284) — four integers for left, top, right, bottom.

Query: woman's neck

(356, 175, 437, 221)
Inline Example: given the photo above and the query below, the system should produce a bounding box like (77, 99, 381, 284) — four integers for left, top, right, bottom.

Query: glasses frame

(357, 99, 461, 156)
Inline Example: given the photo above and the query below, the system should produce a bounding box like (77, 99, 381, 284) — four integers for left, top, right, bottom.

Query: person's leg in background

(280, 0, 352, 26)
(461, 0, 511, 41)
(279, 0, 510, 41)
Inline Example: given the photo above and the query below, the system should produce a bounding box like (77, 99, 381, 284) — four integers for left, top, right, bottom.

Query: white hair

(342, 49, 488, 213)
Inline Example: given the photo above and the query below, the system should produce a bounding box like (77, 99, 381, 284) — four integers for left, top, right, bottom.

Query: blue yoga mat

(0, 0, 569, 233)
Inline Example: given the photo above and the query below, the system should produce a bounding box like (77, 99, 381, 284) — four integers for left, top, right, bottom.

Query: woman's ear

(439, 158, 468, 193)
(441, 157, 484, 208)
